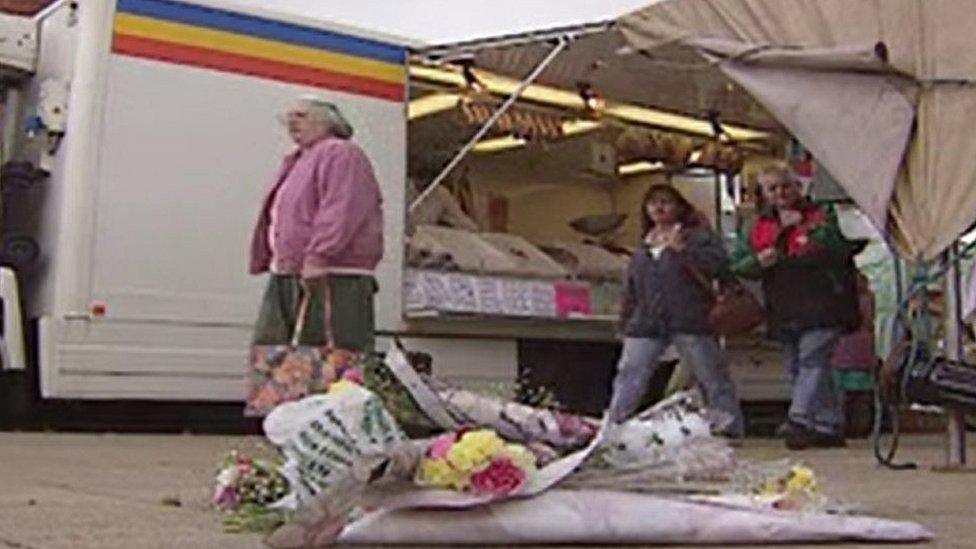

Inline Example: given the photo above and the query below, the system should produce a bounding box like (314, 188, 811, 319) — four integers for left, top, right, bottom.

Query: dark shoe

(783, 422, 815, 450)
(784, 421, 847, 450)
(810, 430, 846, 448)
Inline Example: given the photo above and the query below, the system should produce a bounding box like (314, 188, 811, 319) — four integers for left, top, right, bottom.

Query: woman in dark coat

(609, 184, 744, 437)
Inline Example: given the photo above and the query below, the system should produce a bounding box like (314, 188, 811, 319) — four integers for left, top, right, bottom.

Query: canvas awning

(415, 23, 781, 135)
(617, 0, 976, 261)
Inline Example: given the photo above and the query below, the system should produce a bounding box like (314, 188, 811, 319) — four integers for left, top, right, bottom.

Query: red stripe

(111, 33, 404, 102)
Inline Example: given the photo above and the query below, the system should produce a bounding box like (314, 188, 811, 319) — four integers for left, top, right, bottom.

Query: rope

(868, 244, 976, 470)
(872, 340, 918, 470)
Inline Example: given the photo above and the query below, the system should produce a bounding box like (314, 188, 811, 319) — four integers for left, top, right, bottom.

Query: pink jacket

(249, 137, 383, 277)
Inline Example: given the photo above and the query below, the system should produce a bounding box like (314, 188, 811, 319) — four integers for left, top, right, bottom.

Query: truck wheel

(1, 235, 39, 270)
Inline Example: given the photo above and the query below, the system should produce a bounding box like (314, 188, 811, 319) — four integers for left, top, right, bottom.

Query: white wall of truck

(8, 0, 517, 400)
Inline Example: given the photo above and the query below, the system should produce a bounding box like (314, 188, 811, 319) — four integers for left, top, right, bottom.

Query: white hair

(756, 161, 798, 185)
(298, 94, 353, 139)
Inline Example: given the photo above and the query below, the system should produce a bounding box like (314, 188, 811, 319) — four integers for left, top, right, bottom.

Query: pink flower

(341, 368, 364, 385)
(211, 484, 240, 511)
(469, 457, 526, 498)
(554, 412, 598, 439)
(427, 433, 457, 460)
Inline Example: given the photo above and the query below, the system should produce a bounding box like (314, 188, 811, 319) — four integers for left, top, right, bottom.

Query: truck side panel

(41, 0, 407, 399)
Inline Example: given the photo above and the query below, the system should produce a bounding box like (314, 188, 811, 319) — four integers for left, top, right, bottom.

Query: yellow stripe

(114, 13, 405, 84)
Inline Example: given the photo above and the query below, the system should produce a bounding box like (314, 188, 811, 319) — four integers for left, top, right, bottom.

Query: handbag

(245, 292, 360, 417)
(682, 260, 764, 337)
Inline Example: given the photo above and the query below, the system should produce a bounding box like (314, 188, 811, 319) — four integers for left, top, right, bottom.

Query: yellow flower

(416, 458, 469, 490)
(446, 443, 483, 472)
(461, 430, 505, 452)
(498, 444, 537, 471)
(785, 465, 818, 494)
(447, 430, 504, 472)
(327, 379, 358, 395)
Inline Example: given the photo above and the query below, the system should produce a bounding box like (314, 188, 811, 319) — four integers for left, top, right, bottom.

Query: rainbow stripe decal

(112, 0, 406, 102)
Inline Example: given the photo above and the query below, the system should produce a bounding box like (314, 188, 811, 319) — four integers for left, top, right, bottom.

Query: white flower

(216, 466, 240, 487)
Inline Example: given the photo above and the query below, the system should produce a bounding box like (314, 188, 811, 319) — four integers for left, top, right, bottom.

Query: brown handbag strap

(290, 292, 312, 348)
(320, 278, 336, 348)
(678, 255, 720, 298)
(290, 278, 336, 348)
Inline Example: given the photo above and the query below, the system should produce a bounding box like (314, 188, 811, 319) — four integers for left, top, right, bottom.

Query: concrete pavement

(0, 432, 973, 548)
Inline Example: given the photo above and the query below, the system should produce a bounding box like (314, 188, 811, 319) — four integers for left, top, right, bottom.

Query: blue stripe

(116, 0, 405, 64)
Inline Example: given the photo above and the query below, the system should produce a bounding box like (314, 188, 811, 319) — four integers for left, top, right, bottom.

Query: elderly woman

(731, 162, 859, 449)
(610, 184, 744, 437)
(248, 95, 383, 352)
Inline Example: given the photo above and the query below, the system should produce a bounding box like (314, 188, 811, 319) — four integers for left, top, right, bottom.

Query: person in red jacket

(731, 163, 860, 449)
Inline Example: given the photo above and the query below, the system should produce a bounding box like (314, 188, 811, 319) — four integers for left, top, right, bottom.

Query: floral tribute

(756, 464, 825, 512)
(211, 451, 291, 532)
(414, 429, 538, 498)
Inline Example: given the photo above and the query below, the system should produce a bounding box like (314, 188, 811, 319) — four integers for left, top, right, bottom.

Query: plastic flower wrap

(263, 384, 406, 507)
(414, 429, 538, 498)
(596, 392, 735, 479)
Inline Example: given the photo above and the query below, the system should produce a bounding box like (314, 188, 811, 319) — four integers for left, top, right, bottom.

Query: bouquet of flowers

(754, 464, 826, 512)
(732, 462, 831, 512)
(414, 429, 538, 498)
(212, 451, 291, 532)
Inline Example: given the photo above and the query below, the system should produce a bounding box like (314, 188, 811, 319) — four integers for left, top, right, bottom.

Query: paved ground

(0, 432, 973, 548)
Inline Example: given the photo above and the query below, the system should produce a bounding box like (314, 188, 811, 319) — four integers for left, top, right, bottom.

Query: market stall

(403, 27, 780, 332)
(398, 19, 807, 410)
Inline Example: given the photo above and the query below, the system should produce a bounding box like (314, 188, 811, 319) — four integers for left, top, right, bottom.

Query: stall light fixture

(707, 110, 732, 143)
(470, 120, 600, 154)
(472, 135, 527, 153)
(409, 64, 768, 141)
(408, 93, 462, 120)
(618, 161, 665, 176)
(460, 59, 487, 93)
(561, 119, 602, 136)
(576, 81, 605, 112)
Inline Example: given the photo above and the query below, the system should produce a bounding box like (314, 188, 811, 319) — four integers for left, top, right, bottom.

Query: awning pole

(409, 36, 571, 214)
(713, 170, 722, 235)
(943, 242, 967, 467)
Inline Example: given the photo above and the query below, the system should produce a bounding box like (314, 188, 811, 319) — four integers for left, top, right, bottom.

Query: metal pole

(1, 87, 22, 163)
(944, 242, 967, 467)
(713, 170, 722, 235)
(409, 37, 571, 213)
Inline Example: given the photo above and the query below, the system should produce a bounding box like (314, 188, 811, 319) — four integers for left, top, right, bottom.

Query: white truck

(0, 0, 427, 401)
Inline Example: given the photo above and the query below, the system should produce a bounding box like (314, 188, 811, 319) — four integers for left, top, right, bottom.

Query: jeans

(608, 335, 745, 436)
(780, 328, 843, 435)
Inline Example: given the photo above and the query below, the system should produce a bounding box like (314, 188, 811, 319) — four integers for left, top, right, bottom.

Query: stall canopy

(617, 0, 976, 261)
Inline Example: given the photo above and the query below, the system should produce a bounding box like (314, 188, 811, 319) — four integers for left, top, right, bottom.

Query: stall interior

(403, 33, 784, 326)
(400, 24, 915, 420)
